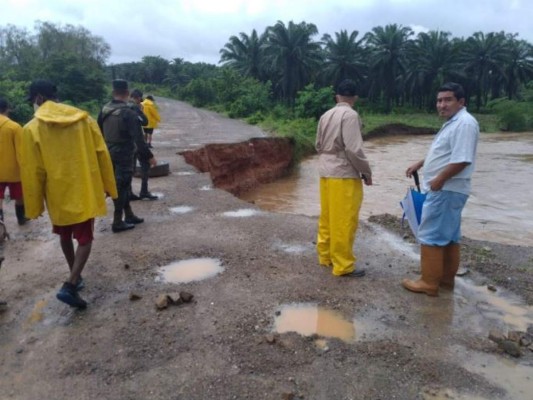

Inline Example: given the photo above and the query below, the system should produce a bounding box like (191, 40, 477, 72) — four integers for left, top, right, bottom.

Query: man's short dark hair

(112, 79, 129, 95)
(438, 82, 465, 101)
(336, 79, 358, 97)
(146, 95, 155, 101)
(0, 98, 8, 113)
(130, 89, 143, 99)
(26, 79, 58, 102)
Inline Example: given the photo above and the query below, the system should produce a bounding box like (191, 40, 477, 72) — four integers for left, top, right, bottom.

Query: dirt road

(0, 98, 531, 400)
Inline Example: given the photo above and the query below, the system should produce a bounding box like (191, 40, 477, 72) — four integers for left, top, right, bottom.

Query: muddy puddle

(274, 303, 357, 342)
(222, 209, 261, 217)
(453, 344, 533, 400)
(170, 205, 195, 214)
(463, 284, 532, 332)
(156, 258, 223, 284)
(240, 133, 533, 246)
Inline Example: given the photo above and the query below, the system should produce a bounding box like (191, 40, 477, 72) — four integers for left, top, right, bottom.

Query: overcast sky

(2, 0, 531, 65)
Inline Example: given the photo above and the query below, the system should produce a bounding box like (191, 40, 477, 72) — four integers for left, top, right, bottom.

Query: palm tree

(364, 24, 413, 113)
(321, 30, 367, 89)
(404, 31, 459, 109)
(262, 20, 323, 105)
(219, 29, 267, 81)
(502, 35, 533, 100)
(460, 31, 508, 111)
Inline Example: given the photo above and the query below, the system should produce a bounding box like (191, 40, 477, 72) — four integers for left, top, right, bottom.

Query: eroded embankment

(180, 137, 293, 195)
(366, 123, 436, 139)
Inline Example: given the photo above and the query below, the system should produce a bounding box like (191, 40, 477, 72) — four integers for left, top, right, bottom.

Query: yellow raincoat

(21, 101, 117, 226)
(0, 115, 23, 182)
(141, 98, 161, 129)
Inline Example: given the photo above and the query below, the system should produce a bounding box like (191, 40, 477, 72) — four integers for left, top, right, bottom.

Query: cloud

(1, 0, 532, 65)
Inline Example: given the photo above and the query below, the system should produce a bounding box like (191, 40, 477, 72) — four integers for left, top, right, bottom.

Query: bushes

(488, 98, 532, 132)
(179, 70, 272, 116)
(294, 84, 334, 120)
(0, 80, 33, 124)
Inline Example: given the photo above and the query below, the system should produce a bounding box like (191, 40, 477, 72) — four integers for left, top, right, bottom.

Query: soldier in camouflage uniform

(98, 80, 156, 233)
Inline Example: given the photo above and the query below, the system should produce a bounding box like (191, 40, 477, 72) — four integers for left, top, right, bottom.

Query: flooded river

(241, 132, 533, 247)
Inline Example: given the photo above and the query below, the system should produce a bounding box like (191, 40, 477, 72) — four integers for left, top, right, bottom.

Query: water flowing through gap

(240, 133, 533, 246)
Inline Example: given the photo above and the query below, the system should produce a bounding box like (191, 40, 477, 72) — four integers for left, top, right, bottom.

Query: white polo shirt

(422, 107, 479, 195)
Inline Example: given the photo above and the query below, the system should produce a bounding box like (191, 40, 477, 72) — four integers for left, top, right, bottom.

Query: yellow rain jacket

(0, 115, 23, 182)
(21, 101, 118, 226)
(141, 98, 161, 129)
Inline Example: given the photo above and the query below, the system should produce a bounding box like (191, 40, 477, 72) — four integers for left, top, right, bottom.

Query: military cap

(112, 79, 129, 91)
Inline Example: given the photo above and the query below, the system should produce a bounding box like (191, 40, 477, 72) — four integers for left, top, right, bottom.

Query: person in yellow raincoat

(141, 95, 161, 148)
(315, 79, 373, 277)
(0, 98, 28, 226)
(21, 80, 118, 309)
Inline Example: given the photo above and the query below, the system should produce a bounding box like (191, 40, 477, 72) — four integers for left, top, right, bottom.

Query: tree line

(2, 20, 532, 128)
(112, 21, 533, 115)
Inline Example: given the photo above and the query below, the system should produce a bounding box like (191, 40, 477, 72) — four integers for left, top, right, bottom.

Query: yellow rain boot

(441, 243, 460, 290)
(402, 245, 444, 296)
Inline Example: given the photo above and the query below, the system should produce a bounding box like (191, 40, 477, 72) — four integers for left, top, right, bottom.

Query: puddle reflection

(170, 206, 194, 214)
(463, 283, 533, 331)
(461, 347, 532, 400)
(274, 303, 356, 342)
(156, 258, 223, 284)
(222, 209, 260, 217)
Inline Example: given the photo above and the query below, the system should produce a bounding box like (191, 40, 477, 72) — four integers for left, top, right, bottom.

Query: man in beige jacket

(315, 79, 373, 277)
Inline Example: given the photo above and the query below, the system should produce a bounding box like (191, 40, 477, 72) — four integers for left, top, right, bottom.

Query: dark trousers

(113, 165, 133, 213)
(139, 157, 150, 194)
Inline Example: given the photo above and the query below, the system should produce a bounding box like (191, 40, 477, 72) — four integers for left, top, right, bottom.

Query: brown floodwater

(241, 133, 533, 246)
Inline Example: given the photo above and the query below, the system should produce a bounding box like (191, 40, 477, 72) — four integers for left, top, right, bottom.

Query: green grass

(360, 112, 501, 134)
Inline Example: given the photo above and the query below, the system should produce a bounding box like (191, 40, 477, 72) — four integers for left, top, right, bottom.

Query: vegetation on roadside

(1, 20, 532, 156)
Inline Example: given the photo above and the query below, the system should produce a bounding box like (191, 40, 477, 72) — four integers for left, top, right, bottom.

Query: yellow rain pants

(316, 177, 363, 276)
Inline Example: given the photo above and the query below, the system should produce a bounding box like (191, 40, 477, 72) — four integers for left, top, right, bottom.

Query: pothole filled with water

(454, 281, 533, 332)
(222, 209, 260, 217)
(170, 206, 194, 214)
(156, 258, 223, 284)
(274, 303, 356, 343)
(456, 345, 533, 400)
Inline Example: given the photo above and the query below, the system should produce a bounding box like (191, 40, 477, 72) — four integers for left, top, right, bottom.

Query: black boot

(15, 204, 28, 225)
(125, 206, 144, 224)
(130, 192, 141, 201)
(139, 191, 158, 200)
(0, 209, 4, 221)
(140, 177, 158, 200)
(112, 210, 135, 233)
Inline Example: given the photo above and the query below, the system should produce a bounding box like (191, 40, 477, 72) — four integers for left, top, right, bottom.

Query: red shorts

(0, 182, 23, 200)
(53, 219, 94, 245)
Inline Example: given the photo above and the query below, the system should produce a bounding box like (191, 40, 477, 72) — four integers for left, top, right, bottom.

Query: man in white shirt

(403, 82, 479, 296)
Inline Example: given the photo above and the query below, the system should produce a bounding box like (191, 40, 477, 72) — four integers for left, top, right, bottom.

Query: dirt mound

(366, 123, 436, 139)
(180, 137, 293, 195)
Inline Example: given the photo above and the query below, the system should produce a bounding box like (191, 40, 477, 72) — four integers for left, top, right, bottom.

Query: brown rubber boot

(441, 243, 460, 289)
(402, 245, 444, 296)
